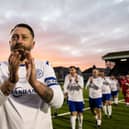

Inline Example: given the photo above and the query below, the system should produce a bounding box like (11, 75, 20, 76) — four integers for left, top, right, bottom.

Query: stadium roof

(102, 50, 129, 60)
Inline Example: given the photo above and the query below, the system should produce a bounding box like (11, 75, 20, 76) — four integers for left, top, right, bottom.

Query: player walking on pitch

(64, 66, 84, 129)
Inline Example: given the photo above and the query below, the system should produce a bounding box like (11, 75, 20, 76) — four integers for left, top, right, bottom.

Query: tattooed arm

(30, 80, 53, 103)
(25, 52, 64, 107)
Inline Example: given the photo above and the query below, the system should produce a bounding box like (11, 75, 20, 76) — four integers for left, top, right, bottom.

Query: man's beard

(11, 43, 29, 61)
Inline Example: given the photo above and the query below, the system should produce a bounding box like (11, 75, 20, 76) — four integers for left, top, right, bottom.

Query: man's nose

(16, 37, 23, 44)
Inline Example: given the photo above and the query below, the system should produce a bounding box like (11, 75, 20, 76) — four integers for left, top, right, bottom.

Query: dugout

(102, 50, 129, 76)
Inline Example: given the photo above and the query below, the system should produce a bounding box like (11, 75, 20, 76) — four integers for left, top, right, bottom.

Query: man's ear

(9, 40, 11, 45)
(32, 41, 35, 49)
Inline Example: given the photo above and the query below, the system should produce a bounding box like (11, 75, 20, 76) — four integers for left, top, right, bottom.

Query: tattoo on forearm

(42, 87, 53, 103)
(35, 81, 54, 103)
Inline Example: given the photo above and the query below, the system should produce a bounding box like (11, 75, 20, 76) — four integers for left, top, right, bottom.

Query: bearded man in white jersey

(0, 23, 64, 129)
(64, 66, 84, 129)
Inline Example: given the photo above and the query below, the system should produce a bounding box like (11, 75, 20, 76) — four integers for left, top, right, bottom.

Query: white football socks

(70, 116, 77, 129)
(97, 119, 102, 126)
(107, 105, 112, 116)
(114, 97, 118, 105)
(78, 115, 83, 129)
(103, 105, 108, 115)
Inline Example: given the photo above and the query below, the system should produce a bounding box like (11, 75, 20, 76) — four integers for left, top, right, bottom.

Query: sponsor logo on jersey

(11, 87, 36, 97)
(67, 83, 81, 91)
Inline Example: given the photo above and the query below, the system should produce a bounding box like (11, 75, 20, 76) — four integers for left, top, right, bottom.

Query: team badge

(36, 69, 43, 79)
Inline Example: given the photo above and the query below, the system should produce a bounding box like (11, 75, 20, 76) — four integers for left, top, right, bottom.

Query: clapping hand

(8, 50, 21, 83)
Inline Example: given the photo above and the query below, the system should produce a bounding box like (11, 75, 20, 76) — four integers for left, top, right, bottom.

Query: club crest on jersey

(36, 69, 43, 79)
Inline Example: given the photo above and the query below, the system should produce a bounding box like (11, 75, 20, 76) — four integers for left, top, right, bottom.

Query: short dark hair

(69, 66, 77, 70)
(10, 23, 34, 38)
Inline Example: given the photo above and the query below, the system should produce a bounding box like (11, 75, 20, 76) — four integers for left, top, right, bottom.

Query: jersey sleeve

(78, 75, 84, 89)
(116, 80, 120, 90)
(85, 77, 91, 89)
(43, 61, 64, 108)
(0, 62, 8, 105)
(63, 75, 70, 93)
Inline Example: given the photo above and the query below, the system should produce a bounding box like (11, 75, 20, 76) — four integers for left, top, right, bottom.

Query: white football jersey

(0, 60, 64, 129)
(101, 77, 111, 94)
(64, 74, 84, 102)
(86, 77, 103, 98)
(110, 79, 119, 92)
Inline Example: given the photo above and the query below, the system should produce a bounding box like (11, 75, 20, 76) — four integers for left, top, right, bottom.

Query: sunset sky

(0, 0, 129, 71)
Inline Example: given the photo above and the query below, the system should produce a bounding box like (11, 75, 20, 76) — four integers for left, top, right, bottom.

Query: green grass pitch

(52, 90, 129, 129)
